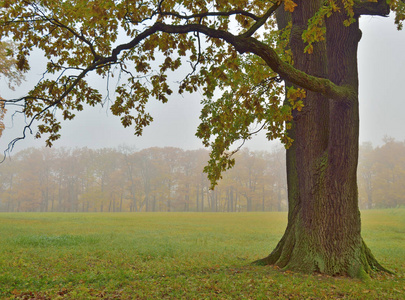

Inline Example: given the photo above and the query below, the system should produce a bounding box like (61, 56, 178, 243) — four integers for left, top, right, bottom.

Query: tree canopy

(1, 0, 402, 185)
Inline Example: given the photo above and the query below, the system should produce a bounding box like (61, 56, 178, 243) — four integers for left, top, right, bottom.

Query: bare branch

(179, 32, 203, 85)
(2, 59, 102, 158)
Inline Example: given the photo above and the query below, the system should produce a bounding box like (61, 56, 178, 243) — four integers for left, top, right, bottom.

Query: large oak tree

(1, 0, 404, 278)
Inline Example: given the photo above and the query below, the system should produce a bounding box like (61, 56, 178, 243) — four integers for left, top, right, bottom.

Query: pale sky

(0, 14, 404, 155)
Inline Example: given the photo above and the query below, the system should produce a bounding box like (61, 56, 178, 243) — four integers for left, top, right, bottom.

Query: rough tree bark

(254, 0, 391, 278)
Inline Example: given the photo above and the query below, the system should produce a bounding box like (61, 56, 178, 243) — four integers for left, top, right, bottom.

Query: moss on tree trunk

(255, 1, 391, 278)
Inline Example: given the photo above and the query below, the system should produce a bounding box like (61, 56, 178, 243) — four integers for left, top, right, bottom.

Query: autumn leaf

(0, 97, 6, 139)
(284, 0, 297, 12)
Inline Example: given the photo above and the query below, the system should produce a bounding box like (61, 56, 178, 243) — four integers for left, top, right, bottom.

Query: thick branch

(353, 0, 390, 16)
(245, 37, 354, 100)
(114, 22, 352, 100)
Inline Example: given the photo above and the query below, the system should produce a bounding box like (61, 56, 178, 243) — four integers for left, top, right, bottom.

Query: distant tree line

(0, 138, 403, 212)
(0, 146, 287, 212)
(358, 137, 405, 209)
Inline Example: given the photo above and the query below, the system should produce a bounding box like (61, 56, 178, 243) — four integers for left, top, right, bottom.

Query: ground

(0, 210, 403, 299)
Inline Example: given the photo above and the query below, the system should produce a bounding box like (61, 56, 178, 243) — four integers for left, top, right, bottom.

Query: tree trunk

(262, 186, 265, 212)
(230, 186, 234, 212)
(120, 193, 123, 212)
(152, 195, 156, 212)
(367, 191, 373, 210)
(256, 1, 389, 278)
(196, 183, 199, 212)
(201, 175, 205, 212)
(246, 196, 252, 212)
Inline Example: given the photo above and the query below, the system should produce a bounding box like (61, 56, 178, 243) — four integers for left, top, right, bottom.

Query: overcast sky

(0, 13, 404, 155)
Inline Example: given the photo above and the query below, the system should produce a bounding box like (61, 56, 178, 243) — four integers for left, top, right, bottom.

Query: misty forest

(1, 139, 404, 213)
(1, 0, 405, 298)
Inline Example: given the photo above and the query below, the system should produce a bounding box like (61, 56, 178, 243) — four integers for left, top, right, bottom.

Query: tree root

(252, 235, 394, 279)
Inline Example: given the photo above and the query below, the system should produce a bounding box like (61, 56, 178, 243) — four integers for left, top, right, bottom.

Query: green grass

(0, 210, 404, 299)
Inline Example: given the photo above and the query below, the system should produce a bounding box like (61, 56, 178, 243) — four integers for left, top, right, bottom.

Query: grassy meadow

(0, 210, 404, 299)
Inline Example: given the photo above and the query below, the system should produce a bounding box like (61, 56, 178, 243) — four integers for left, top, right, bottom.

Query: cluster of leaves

(390, 0, 405, 29)
(302, 1, 341, 54)
(196, 52, 297, 186)
(301, 0, 405, 54)
(0, 41, 23, 88)
(1, 0, 127, 146)
(0, 97, 5, 139)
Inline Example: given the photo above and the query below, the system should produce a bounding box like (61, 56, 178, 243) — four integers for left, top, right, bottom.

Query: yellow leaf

(304, 44, 313, 54)
(284, 0, 297, 12)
